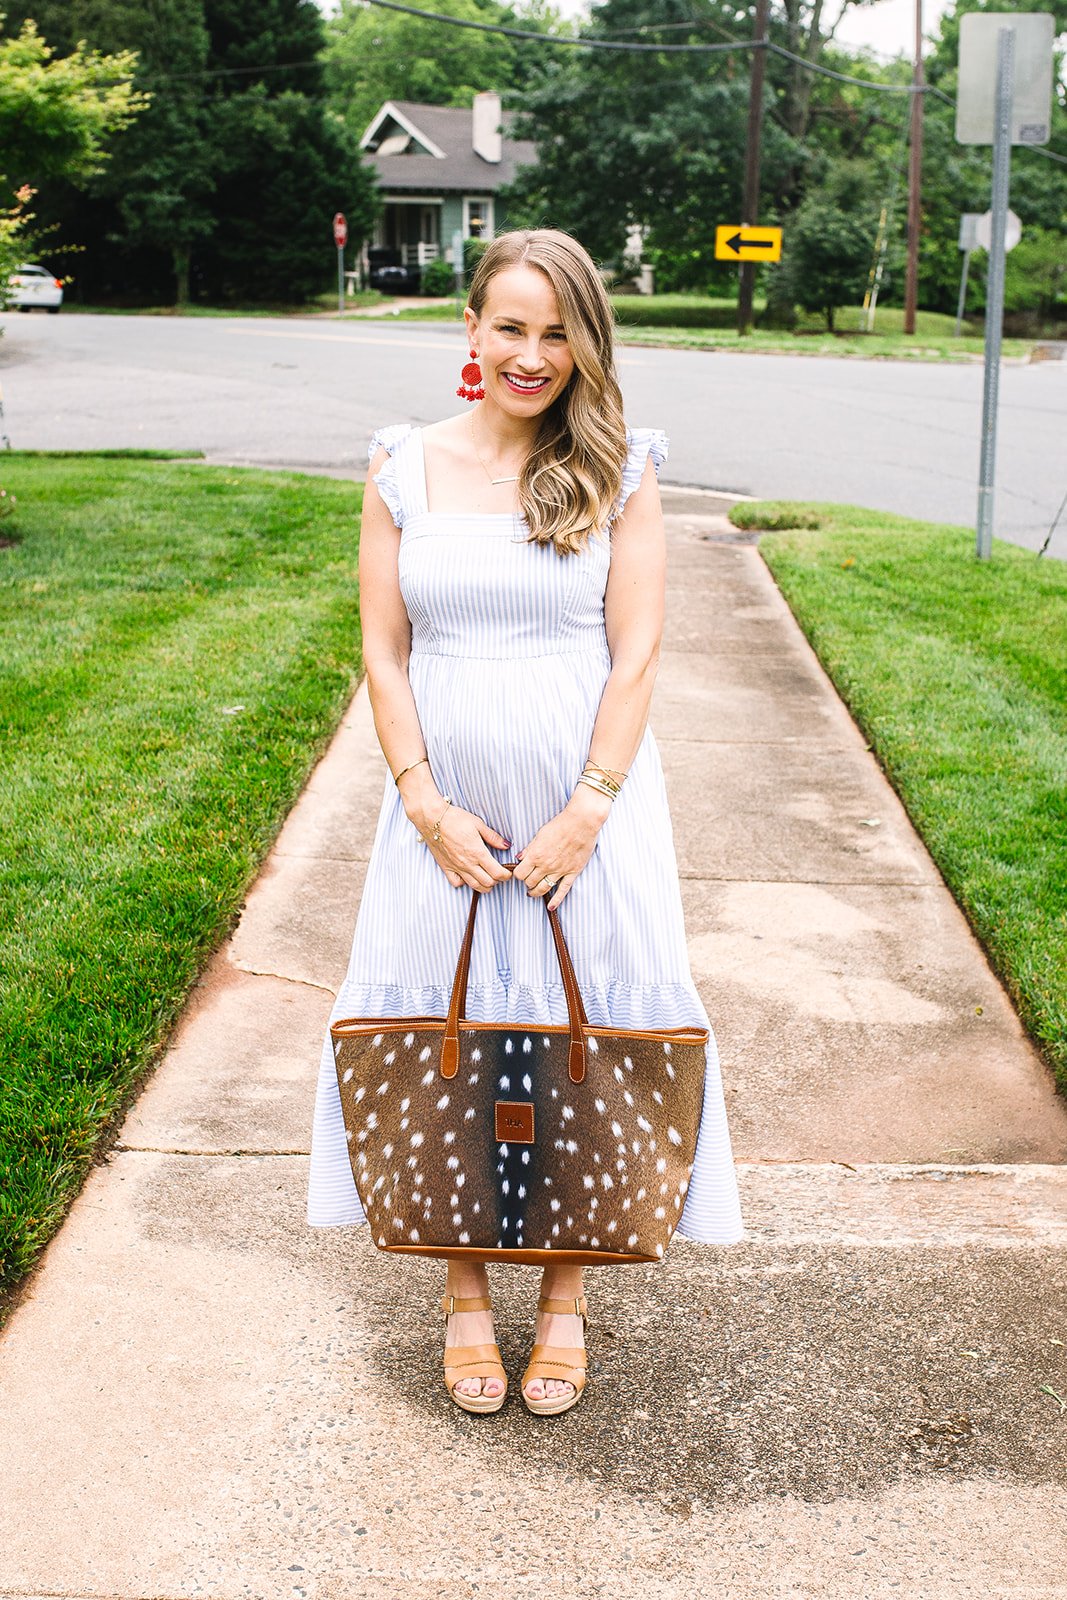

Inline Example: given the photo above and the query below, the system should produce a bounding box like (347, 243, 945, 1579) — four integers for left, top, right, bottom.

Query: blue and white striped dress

(306, 424, 743, 1246)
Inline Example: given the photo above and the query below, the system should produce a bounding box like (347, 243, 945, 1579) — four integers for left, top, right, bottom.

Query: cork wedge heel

(521, 1294, 589, 1417)
(441, 1293, 508, 1415)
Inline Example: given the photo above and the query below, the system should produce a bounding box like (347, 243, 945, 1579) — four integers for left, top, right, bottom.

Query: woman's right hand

(398, 765, 511, 891)
(423, 803, 513, 892)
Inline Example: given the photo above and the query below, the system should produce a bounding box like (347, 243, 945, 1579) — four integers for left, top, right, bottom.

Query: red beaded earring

(457, 350, 484, 402)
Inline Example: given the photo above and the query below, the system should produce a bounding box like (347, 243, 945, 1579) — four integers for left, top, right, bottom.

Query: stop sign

(333, 212, 347, 249)
(974, 208, 1021, 253)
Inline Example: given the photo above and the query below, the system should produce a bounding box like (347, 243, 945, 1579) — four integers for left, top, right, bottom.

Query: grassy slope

(731, 501, 1067, 1089)
(0, 458, 363, 1295)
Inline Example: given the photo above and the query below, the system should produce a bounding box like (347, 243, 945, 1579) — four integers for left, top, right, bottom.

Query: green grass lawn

(0, 457, 363, 1300)
(613, 324, 1033, 361)
(730, 500, 1067, 1091)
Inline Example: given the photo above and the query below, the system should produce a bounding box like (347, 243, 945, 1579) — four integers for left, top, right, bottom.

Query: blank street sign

(956, 12, 1054, 145)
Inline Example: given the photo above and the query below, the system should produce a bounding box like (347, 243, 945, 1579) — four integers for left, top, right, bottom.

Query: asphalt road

(2, 310, 1065, 551)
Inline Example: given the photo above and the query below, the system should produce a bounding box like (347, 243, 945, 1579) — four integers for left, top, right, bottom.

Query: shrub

(420, 256, 457, 296)
(780, 160, 877, 333)
(463, 237, 489, 285)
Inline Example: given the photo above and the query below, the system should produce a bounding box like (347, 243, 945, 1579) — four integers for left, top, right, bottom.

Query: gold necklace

(469, 412, 524, 485)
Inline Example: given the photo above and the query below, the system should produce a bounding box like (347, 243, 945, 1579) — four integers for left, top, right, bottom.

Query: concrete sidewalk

(2, 490, 1066, 1600)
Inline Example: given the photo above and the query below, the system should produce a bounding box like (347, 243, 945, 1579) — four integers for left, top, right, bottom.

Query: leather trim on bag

(495, 1100, 535, 1143)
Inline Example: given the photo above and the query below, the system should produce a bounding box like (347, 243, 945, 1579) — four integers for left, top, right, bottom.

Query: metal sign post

(975, 28, 1014, 561)
(955, 213, 979, 336)
(956, 12, 1053, 559)
(333, 212, 348, 314)
(962, 205, 1022, 337)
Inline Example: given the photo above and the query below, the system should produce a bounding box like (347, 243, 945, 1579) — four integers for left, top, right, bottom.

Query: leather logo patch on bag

(495, 1101, 535, 1144)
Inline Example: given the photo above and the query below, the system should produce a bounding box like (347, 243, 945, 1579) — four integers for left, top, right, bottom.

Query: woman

(308, 228, 743, 1417)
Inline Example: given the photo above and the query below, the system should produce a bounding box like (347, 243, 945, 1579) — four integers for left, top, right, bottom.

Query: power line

(100, 0, 1067, 167)
(360, 0, 913, 91)
(360, 0, 1067, 161)
(371, 0, 918, 90)
(770, 40, 915, 93)
(144, 57, 323, 82)
(364, 0, 745, 53)
(364, 1, 1067, 164)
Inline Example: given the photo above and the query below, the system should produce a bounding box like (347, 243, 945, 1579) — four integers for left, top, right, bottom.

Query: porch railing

(398, 242, 440, 267)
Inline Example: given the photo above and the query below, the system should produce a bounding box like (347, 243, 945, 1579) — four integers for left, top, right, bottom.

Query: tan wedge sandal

(521, 1294, 589, 1417)
(441, 1293, 508, 1415)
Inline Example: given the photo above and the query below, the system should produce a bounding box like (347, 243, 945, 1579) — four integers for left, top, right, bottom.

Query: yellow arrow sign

(715, 225, 782, 263)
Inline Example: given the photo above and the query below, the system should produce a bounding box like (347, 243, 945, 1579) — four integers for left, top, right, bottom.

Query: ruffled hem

(328, 977, 707, 1031)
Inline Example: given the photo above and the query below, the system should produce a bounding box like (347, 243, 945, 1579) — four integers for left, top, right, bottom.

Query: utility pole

(904, 0, 924, 334)
(738, 0, 770, 336)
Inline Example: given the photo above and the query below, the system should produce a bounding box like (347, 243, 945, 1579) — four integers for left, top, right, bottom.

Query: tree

(193, 0, 378, 304)
(17, 0, 217, 305)
(763, 0, 906, 211)
(0, 13, 144, 301)
(195, 88, 376, 303)
(107, 0, 215, 306)
(503, 0, 796, 289)
(0, 183, 36, 309)
(1003, 227, 1067, 323)
(780, 157, 876, 329)
(0, 19, 145, 190)
(324, 0, 523, 139)
(9, 0, 378, 307)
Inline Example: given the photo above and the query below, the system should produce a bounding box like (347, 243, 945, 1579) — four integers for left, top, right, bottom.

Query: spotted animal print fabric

(306, 424, 744, 1250)
(332, 892, 708, 1264)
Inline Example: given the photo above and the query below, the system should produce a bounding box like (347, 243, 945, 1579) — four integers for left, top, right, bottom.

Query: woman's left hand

(512, 785, 613, 910)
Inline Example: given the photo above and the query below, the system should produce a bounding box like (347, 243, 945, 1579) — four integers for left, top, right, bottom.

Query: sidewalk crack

(112, 1144, 309, 1157)
(229, 963, 336, 995)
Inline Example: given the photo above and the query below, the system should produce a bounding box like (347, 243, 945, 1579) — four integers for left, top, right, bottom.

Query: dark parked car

(367, 248, 420, 294)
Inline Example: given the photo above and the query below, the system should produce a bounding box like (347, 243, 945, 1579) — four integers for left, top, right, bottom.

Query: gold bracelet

(425, 796, 452, 844)
(393, 756, 429, 786)
(577, 774, 618, 801)
(581, 765, 621, 796)
(586, 760, 628, 781)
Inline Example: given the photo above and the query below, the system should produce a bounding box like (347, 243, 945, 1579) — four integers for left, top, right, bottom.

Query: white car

(7, 263, 63, 312)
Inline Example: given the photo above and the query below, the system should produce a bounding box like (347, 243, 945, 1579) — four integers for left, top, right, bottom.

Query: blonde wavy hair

(467, 229, 629, 556)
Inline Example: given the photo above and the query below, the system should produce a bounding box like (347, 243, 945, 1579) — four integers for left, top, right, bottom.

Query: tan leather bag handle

(441, 870, 589, 1085)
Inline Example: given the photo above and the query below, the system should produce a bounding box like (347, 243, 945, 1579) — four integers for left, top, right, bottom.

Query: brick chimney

(472, 91, 502, 164)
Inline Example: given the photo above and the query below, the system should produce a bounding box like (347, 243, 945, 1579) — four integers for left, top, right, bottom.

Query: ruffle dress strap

(614, 427, 670, 524)
(368, 423, 415, 530)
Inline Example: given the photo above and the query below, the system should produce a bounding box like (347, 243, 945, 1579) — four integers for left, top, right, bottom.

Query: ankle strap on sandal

(441, 1294, 492, 1316)
(537, 1295, 588, 1317)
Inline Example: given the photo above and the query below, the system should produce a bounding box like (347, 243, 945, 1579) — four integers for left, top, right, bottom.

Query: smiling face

(465, 264, 576, 418)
